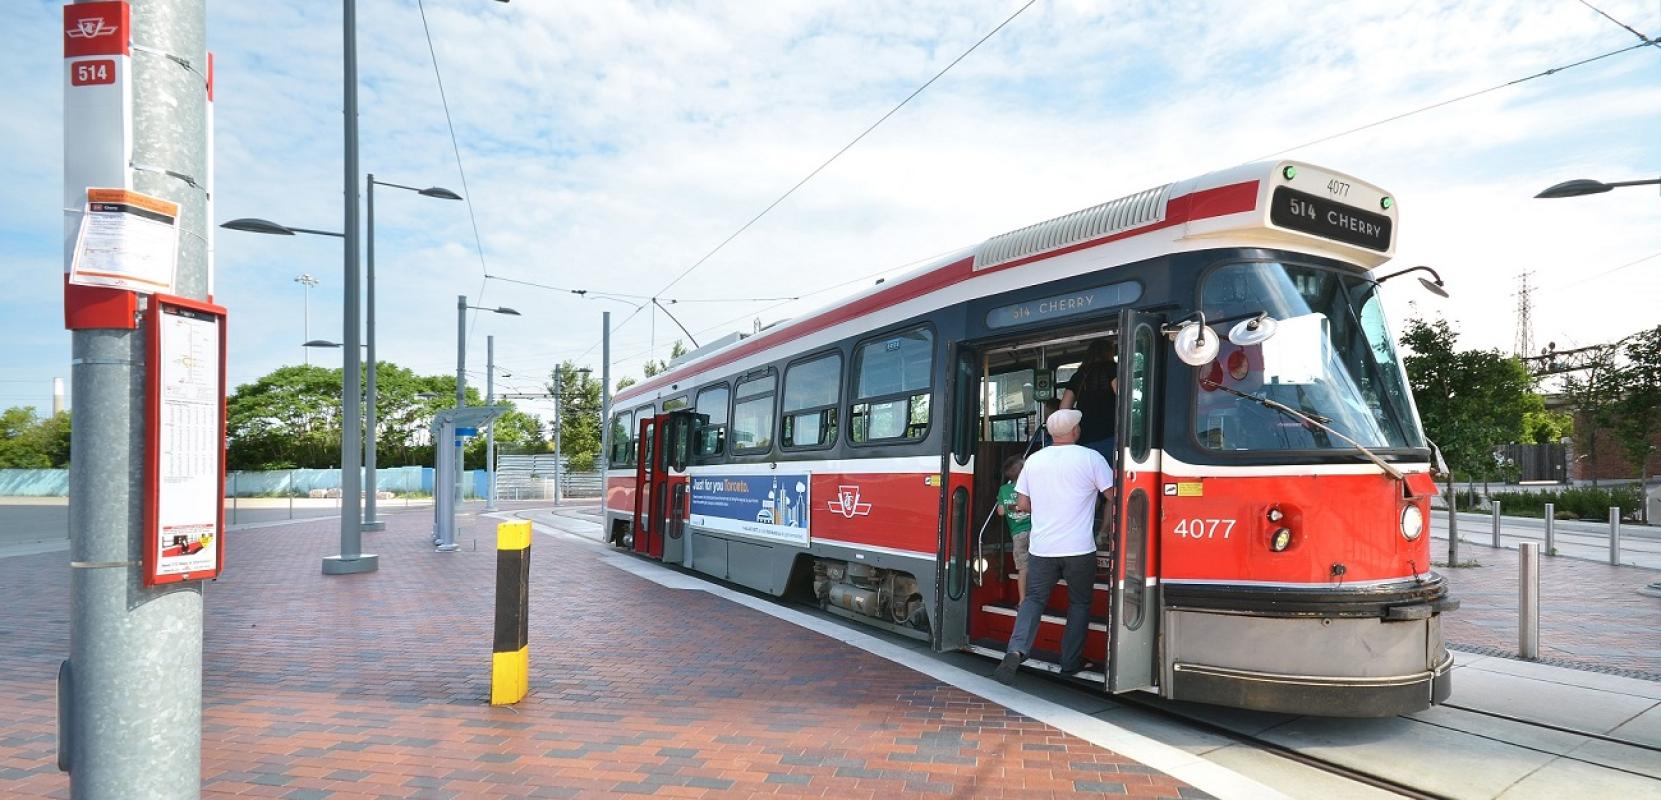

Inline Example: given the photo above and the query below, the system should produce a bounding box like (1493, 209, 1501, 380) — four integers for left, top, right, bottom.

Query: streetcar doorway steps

(968, 642, 1105, 685)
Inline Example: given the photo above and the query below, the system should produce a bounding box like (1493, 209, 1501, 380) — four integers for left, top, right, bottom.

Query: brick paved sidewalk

(0, 507, 1202, 799)
(1432, 534, 1661, 679)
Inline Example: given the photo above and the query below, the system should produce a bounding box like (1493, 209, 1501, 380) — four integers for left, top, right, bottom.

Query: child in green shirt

(995, 455, 1031, 601)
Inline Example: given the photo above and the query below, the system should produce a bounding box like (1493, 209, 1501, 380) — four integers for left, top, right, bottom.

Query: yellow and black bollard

(491, 520, 532, 705)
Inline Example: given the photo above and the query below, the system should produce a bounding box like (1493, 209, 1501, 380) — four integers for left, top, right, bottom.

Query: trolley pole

(63, 0, 208, 795)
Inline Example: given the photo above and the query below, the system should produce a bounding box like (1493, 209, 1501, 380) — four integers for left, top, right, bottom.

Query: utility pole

(553, 363, 564, 506)
(485, 335, 496, 512)
(600, 311, 611, 487)
(63, 0, 208, 795)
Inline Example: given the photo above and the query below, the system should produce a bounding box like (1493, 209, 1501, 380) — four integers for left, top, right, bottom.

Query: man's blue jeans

(1006, 551, 1096, 669)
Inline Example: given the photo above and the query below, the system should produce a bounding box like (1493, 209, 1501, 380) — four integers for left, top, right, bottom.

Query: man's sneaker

(1059, 660, 1101, 677)
(994, 651, 1023, 685)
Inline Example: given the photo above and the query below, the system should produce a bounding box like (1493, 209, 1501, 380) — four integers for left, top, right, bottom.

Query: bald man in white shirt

(994, 408, 1114, 684)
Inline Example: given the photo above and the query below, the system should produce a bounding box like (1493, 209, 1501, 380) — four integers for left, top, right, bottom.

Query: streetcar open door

(1108, 309, 1163, 693)
(632, 410, 697, 561)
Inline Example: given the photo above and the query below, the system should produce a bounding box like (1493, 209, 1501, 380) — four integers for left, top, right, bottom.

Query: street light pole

(456, 297, 520, 506)
(554, 363, 564, 506)
(295, 273, 318, 365)
(362, 176, 458, 531)
(485, 335, 496, 512)
(363, 176, 381, 531)
(322, 0, 375, 575)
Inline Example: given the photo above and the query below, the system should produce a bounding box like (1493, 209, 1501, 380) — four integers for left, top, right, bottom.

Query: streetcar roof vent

(668, 330, 750, 368)
(973, 183, 1172, 271)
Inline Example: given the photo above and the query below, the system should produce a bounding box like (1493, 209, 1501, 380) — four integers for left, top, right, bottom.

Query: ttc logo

(826, 485, 873, 519)
(67, 18, 118, 39)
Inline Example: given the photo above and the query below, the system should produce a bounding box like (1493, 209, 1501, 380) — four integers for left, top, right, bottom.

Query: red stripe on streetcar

(616, 180, 1260, 404)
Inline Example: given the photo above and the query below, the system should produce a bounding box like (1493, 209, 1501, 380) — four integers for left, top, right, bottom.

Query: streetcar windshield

(1195, 261, 1425, 452)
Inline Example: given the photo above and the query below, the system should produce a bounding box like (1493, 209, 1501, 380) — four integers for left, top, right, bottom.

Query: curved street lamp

(1535, 176, 1661, 199)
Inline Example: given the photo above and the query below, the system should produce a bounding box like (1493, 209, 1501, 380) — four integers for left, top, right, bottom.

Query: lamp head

(1535, 179, 1611, 199)
(419, 187, 463, 200)
(496, 307, 522, 316)
(221, 218, 295, 236)
(304, 339, 343, 348)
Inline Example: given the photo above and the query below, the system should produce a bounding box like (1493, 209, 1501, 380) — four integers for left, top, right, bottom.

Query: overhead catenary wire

(1574, 0, 1658, 46)
(416, 0, 495, 343)
(650, 0, 1039, 300)
(1248, 39, 1657, 163)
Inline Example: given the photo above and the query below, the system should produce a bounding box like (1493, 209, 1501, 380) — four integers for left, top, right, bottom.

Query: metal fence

(495, 454, 601, 500)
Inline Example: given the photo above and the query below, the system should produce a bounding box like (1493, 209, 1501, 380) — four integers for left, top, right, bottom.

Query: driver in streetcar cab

(994, 409, 1114, 684)
(1059, 339, 1118, 464)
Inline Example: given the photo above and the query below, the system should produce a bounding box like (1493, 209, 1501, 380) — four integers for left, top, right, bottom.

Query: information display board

(144, 295, 227, 585)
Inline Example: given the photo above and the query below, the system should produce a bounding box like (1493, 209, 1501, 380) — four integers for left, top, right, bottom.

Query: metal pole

(1491, 500, 1501, 548)
(485, 335, 496, 512)
(322, 0, 374, 575)
(600, 311, 611, 509)
(1544, 503, 1555, 555)
(231, 472, 237, 525)
(1609, 506, 1621, 565)
(436, 420, 457, 551)
(1445, 476, 1459, 564)
(1519, 542, 1539, 659)
(362, 175, 381, 531)
(554, 364, 564, 507)
(64, 0, 207, 793)
(288, 469, 294, 520)
(455, 294, 466, 507)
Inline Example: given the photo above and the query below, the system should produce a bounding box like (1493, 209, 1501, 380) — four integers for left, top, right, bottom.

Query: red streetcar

(602, 160, 1455, 717)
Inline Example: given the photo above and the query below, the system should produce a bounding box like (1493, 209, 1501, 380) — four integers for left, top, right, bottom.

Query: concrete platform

(1, 502, 1267, 799)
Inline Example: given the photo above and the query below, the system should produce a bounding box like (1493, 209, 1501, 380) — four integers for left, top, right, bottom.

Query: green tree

(1560, 345, 1621, 487)
(1401, 318, 1537, 482)
(0, 407, 72, 468)
(642, 340, 688, 378)
(615, 376, 637, 391)
(547, 361, 603, 468)
(1522, 409, 1573, 445)
(1612, 325, 1661, 519)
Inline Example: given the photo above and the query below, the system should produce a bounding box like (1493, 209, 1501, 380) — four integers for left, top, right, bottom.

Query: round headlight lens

(1270, 528, 1293, 552)
(1401, 505, 1424, 541)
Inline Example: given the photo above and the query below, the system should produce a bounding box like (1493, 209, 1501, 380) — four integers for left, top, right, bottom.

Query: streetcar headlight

(1270, 528, 1293, 552)
(1400, 505, 1424, 541)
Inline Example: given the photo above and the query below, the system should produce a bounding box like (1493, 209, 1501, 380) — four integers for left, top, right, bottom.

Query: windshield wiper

(1201, 377, 1405, 482)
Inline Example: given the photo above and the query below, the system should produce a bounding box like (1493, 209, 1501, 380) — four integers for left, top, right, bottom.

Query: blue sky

(2, 0, 1658, 419)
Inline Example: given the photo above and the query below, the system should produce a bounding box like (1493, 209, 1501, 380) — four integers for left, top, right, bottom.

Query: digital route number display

(1269, 186, 1392, 252)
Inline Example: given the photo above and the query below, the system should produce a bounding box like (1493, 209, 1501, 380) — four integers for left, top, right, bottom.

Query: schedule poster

(146, 300, 225, 584)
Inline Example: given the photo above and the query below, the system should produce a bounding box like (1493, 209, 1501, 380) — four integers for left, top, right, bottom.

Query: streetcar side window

(662, 395, 689, 412)
(694, 383, 730, 459)
(781, 352, 842, 449)
(732, 371, 777, 453)
(608, 410, 634, 467)
(634, 404, 655, 466)
(850, 327, 933, 444)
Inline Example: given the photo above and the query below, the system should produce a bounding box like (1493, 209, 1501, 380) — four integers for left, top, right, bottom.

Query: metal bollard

(1609, 507, 1621, 566)
(1492, 500, 1502, 548)
(1519, 542, 1540, 659)
(231, 471, 239, 525)
(1543, 503, 1555, 556)
(288, 469, 295, 520)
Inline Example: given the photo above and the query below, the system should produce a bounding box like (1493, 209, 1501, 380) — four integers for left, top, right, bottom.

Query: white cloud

(1, 0, 1656, 414)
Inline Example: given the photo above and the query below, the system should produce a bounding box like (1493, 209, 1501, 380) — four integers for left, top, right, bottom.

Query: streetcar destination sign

(986, 280, 1141, 330)
(1269, 186, 1392, 252)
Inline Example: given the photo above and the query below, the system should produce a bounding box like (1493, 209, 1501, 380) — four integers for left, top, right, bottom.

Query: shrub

(1489, 486, 1644, 521)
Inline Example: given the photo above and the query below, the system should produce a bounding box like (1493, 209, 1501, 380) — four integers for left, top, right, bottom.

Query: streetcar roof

(614, 160, 1395, 406)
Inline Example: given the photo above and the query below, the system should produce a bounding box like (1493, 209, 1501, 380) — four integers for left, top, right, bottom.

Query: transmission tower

(1513, 271, 1535, 358)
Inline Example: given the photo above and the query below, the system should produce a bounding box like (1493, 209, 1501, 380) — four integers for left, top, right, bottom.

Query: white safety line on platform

(499, 508, 1286, 800)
